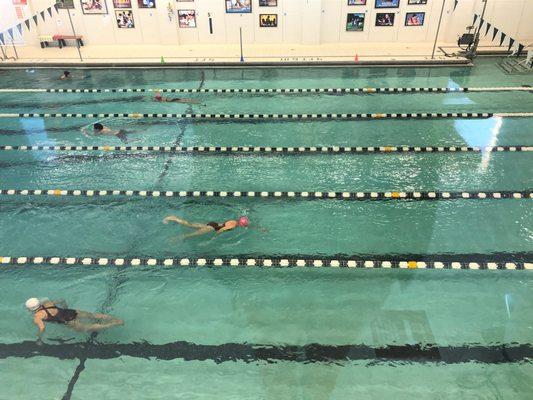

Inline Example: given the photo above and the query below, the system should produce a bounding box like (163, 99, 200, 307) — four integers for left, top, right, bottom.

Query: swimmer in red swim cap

(153, 91, 204, 105)
(163, 215, 249, 239)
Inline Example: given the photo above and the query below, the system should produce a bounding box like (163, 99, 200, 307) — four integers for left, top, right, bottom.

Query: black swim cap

(64, 71, 70, 76)
(93, 123, 104, 130)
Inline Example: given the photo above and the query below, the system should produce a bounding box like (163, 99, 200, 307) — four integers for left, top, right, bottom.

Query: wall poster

(408, 0, 427, 4)
(81, 0, 108, 14)
(348, 0, 366, 5)
(405, 12, 424, 25)
(115, 9, 135, 27)
(259, 14, 277, 27)
(346, 13, 365, 31)
(259, 0, 277, 6)
(113, 0, 131, 8)
(225, 0, 251, 13)
(138, 0, 156, 8)
(178, 10, 197, 27)
(375, 12, 394, 26)
(375, 0, 400, 8)
(57, 0, 76, 9)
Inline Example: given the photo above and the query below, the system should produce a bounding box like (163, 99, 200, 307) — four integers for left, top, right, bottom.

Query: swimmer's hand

(163, 216, 179, 224)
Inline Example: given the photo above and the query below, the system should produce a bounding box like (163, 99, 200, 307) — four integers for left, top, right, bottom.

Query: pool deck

(0, 42, 476, 67)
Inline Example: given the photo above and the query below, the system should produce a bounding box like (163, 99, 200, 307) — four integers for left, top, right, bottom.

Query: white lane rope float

(0, 189, 531, 200)
(0, 256, 530, 270)
(1, 145, 532, 154)
(0, 86, 531, 94)
(2, 112, 533, 120)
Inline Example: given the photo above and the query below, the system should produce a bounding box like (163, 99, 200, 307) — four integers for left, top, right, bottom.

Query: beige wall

(1, 0, 532, 49)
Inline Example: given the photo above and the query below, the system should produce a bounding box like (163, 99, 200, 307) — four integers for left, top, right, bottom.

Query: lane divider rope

(1, 145, 531, 154)
(0, 86, 531, 94)
(0, 112, 509, 119)
(0, 256, 530, 270)
(0, 189, 531, 200)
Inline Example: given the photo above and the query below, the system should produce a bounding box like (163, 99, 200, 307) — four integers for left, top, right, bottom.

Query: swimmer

(163, 215, 249, 239)
(154, 92, 204, 105)
(25, 298, 123, 341)
(60, 70, 71, 80)
(82, 122, 128, 143)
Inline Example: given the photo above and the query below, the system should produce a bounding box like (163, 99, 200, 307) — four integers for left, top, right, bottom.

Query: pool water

(0, 57, 532, 399)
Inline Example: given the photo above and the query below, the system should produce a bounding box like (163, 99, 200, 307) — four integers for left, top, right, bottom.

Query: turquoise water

(0, 58, 532, 399)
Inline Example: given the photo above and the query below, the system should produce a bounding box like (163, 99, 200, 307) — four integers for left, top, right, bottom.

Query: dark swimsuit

(40, 305, 78, 324)
(207, 221, 225, 232)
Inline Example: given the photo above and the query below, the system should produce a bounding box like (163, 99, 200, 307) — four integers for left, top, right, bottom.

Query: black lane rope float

(0, 86, 531, 94)
(3, 112, 533, 120)
(0, 189, 531, 200)
(0, 256, 530, 270)
(1, 341, 532, 364)
(1, 145, 531, 154)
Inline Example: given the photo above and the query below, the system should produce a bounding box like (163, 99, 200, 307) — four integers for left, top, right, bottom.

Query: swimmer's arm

(33, 315, 45, 338)
(52, 299, 68, 308)
(214, 227, 231, 235)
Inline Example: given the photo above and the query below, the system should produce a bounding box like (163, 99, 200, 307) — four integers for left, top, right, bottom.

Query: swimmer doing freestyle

(163, 215, 250, 239)
(82, 122, 128, 142)
(154, 91, 205, 105)
(25, 298, 123, 342)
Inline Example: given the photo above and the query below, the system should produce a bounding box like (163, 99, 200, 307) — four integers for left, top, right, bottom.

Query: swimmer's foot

(163, 216, 179, 224)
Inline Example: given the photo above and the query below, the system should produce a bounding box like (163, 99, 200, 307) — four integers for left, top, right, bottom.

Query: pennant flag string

(485, 23, 491, 36)
(499, 32, 507, 47)
(39, 10, 46, 23)
(508, 38, 515, 52)
(47, 7, 53, 18)
(454, 0, 459, 11)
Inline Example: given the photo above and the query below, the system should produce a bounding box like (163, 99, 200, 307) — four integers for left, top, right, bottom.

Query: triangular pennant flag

(454, 0, 459, 11)
(492, 27, 499, 41)
(473, 14, 478, 25)
(33, 15, 38, 26)
(7, 28, 14, 41)
(24, 19, 31, 30)
(40, 11, 46, 22)
(499, 32, 507, 47)
(0, 33, 4, 45)
(485, 22, 491, 36)
(54, 3, 60, 13)
(507, 38, 515, 52)
(517, 44, 525, 57)
(16, 24, 22, 36)
(47, 7, 53, 18)
(479, 19, 485, 30)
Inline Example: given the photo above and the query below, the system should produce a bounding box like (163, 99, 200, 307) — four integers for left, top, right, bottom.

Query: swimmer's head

(25, 298, 40, 312)
(63, 71, 70, 77)
(93, 123, 104, 131)
(154, 93, 162, 100)
(238, 216, 249, 227)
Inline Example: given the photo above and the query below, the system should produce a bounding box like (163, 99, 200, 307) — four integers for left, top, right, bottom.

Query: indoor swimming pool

(0, 57, 532, 399)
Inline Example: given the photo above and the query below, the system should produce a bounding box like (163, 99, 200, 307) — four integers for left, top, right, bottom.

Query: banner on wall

(0, 2, 62, 43)
(473, 14, 527, 56)
(12, 0, 28, 5)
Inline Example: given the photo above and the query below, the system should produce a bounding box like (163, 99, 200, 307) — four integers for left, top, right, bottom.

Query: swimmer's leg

(179, 227, 214, 240)
(76, 310, 119, 321)
(116, 131, 128, 143)
(68, 319, 124, 332)
(163, 216, 206, 229)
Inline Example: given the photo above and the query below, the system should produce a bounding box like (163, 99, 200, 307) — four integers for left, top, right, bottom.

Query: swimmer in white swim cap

(26, 297, 123, 342)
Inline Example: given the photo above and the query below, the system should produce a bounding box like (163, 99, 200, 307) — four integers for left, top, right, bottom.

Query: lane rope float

(0, 86, 531, 94)
(1, 145, 532, 153)
(0, 112, 509, 119)
(0, 189, 531, 200)
(1, 145, 532, 154)
(0, 256, 530, 270)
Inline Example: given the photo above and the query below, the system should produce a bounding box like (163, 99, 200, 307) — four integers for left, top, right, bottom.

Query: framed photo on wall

(408, 0, 427, 4)
(405, 12, 424, 25)
(375, 0, 400, 8)
(137, 0, 156, 8)
(375, 12, 394, 26)
(178, 10, 197, 27)
(225, 0, 251, 13)
(57, 0, 75, 9)
(115, 9, 135, 27)
(81, 0, 108, 14)
(259, 14, 277, 27)
(113, 0, 131, 8)
(259, 0, 277, 6)
(348, 0, 366, 5)
(346, 13, 365, 31)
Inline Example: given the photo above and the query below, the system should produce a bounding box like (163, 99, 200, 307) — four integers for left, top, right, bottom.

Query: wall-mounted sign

(346, 13, 365, 31)
(81, 0, 109, 14)
(138, 0, 156, 8)
(113, 0, 132, 8)
(12, 0, 28, 5)
(259, 14, 277, 27)
(405, 12, 425, 26)
(225, 0, 251, 13)
(375, 12, 395, 26)
(348, 0, 366, 5)
(57, 0, 75, 8)
(115, 9, 135, 27)
(375, 0, 400, 8)
(178, 9, 196, 27)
